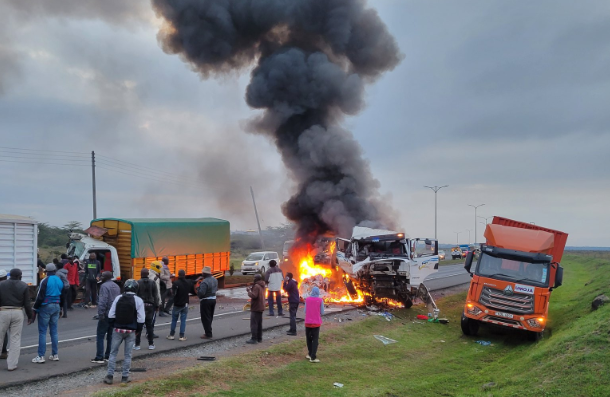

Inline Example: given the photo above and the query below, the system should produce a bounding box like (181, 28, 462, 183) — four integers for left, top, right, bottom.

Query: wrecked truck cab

(335, 227, 439, 308)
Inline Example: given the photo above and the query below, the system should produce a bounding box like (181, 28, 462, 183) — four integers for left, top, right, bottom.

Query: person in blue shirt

(31, 263, 64, 363)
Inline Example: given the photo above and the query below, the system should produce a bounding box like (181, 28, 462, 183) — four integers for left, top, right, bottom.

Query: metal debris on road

(475, 340, 492, 346)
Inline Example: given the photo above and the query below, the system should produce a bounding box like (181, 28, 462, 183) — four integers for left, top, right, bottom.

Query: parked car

(241, 251, 280, 275)
(451, 247, 462, 260)
(438, 250, 446, 260)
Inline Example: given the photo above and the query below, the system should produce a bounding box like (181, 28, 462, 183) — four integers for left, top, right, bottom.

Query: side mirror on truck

(464, 252, 474, 275)
(554, 265, 564, 289)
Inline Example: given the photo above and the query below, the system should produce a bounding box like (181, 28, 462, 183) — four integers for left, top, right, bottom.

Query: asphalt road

(0, 263, 469, 387)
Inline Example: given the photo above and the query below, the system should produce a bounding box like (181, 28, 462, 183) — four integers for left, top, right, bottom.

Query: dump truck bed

(491, 216, 568, 262)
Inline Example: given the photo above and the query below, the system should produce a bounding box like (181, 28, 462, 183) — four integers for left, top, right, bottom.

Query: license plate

(495, 311, 514, 319)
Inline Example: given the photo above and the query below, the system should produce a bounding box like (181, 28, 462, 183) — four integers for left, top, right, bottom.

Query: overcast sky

(1, 0, 608, 246)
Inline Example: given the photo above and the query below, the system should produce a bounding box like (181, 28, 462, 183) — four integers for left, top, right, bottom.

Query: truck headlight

(527, 317, 545, 328)
(255, 262, 259, 267)
(466, 303, 482, 315)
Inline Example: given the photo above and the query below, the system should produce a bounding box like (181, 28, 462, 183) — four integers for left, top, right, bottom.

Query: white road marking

(21, 310, 245, 349)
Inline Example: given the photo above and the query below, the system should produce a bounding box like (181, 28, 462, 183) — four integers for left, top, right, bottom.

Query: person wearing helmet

(104, 279, 145, 385)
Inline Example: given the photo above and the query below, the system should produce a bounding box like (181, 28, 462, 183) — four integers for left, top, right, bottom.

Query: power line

(0, 154, 90, 162)
(0, 146, 88, 156)
(95, 159, 196, 184)
(0, 158, 90, 167)
(95, 165, 201, 188)
(96, 154, 193, 180)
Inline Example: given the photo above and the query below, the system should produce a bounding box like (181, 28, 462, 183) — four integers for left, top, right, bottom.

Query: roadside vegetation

(96, 252, 610, 397)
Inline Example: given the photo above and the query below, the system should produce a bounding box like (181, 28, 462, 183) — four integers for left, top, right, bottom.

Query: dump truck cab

(461, 217, 567, 341)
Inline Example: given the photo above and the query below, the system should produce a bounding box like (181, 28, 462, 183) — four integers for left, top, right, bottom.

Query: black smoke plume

(152, 0, 402, 242)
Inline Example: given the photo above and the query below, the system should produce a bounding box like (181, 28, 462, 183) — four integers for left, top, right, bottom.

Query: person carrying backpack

(135, 268, 160, 350)
(104, 279, 144, 385)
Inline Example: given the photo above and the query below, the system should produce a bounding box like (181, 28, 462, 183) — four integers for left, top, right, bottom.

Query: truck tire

(527, 331, 543, 342)
(403, 297, 413, 309)
(461, 313, 480, 336)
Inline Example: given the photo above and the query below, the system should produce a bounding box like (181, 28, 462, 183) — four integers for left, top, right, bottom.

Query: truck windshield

(283, 241, 293, 254)
(476, 253, 550, 287)
(357, 240, 406, 260)
(67, 241, 85, 259)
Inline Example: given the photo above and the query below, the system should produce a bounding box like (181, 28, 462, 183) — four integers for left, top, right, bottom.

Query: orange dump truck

(68, 218, 230, 286)
(461, 216, 568, 340)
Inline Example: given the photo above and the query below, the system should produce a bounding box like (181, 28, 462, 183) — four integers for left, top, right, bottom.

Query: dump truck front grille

(479, 287, 534, 314)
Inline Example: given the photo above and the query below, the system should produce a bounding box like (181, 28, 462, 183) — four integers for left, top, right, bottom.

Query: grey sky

(0, 1, 608, 246)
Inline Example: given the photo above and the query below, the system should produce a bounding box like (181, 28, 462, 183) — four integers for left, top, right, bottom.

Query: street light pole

(424, 185, 448, 240)
(468, 204, 485, 244)
(477, 216, 492, 224)
(466, 229, 471, 244)
(453, 231, 462, 245)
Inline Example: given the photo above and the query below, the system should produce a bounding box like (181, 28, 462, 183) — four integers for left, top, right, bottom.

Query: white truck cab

(335, 227, 439, 307)
(67, 233, 122, 279)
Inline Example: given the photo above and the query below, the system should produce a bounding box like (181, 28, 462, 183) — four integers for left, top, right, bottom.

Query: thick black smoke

(152, 0, 402, 241)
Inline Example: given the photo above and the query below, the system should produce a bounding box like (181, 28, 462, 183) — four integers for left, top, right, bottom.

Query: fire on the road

(292, 242, 401, 307)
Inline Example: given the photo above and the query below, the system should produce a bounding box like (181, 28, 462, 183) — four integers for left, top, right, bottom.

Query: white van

(241, 251, 280, 275)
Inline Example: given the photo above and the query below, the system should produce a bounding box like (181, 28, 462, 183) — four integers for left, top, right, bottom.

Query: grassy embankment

(97, 252, 610, 397)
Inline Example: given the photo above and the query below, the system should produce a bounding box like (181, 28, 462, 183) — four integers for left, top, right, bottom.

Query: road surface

(0, 263, 469, 387)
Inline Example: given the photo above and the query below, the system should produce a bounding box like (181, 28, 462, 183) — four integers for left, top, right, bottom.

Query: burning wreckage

(294, 227, 441, 316)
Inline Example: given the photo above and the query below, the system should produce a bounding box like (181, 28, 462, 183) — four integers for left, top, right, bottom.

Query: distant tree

(63, 221, 84, 232)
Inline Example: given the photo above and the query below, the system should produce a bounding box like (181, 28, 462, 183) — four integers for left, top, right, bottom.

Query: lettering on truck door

(409, 238, 439, 285)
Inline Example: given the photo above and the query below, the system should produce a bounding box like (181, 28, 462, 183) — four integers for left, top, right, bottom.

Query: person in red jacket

(64, 257, 79, 310)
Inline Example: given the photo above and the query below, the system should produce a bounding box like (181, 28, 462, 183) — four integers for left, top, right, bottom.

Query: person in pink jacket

(304, 286, 325, 363)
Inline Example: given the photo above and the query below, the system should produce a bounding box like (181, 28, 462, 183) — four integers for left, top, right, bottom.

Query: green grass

(440, 258, 465, 266)
(96, 252, 610, 397)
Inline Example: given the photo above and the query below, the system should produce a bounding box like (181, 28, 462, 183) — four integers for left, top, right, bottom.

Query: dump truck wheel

(461, 313, 479, 336)
(527, 331, 543, 342)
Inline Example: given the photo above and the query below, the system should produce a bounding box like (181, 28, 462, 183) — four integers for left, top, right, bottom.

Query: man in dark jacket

(32, 263, 63, 363)
(135, 268, 160, 350)
(283, 272, 300, 336)
(84, 252, 101, 307)
(92, 271, 121, 363)
(197, 266, 218, 339)
(246, 274, 266, 344)
(104, 279, 145, 385)
(0, 268, 34, 370)
(167, 270, 191, 341)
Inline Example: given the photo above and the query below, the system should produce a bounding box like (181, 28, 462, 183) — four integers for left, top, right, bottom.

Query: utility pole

(91, 151, 97, 219)
(468, 204, 485, 244)
(466, 229, 471, 244)
(478, 215, 492, 224)
(454, 231, 462, 245)
(250, 186, 265, 249)
(424, 185, 448, 240)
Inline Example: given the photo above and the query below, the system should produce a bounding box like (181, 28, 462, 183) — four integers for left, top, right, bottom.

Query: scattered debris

(377, 312, 394, 321)
(366, 305, 381, 312)
(197, 356, 216, 361)
(333, 382, 344, 388)
(130, 368, 147, 372)
(482, 382, 497, 389)
(440, 340, 445, 343)
(374, 335, 397, 345)
(592, 294, 610, 310)
(416, 314, 429, 320)
(475, 341, 492, 346)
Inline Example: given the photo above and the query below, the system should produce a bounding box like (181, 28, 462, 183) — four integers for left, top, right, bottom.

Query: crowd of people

(0, 256, 324, 383)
